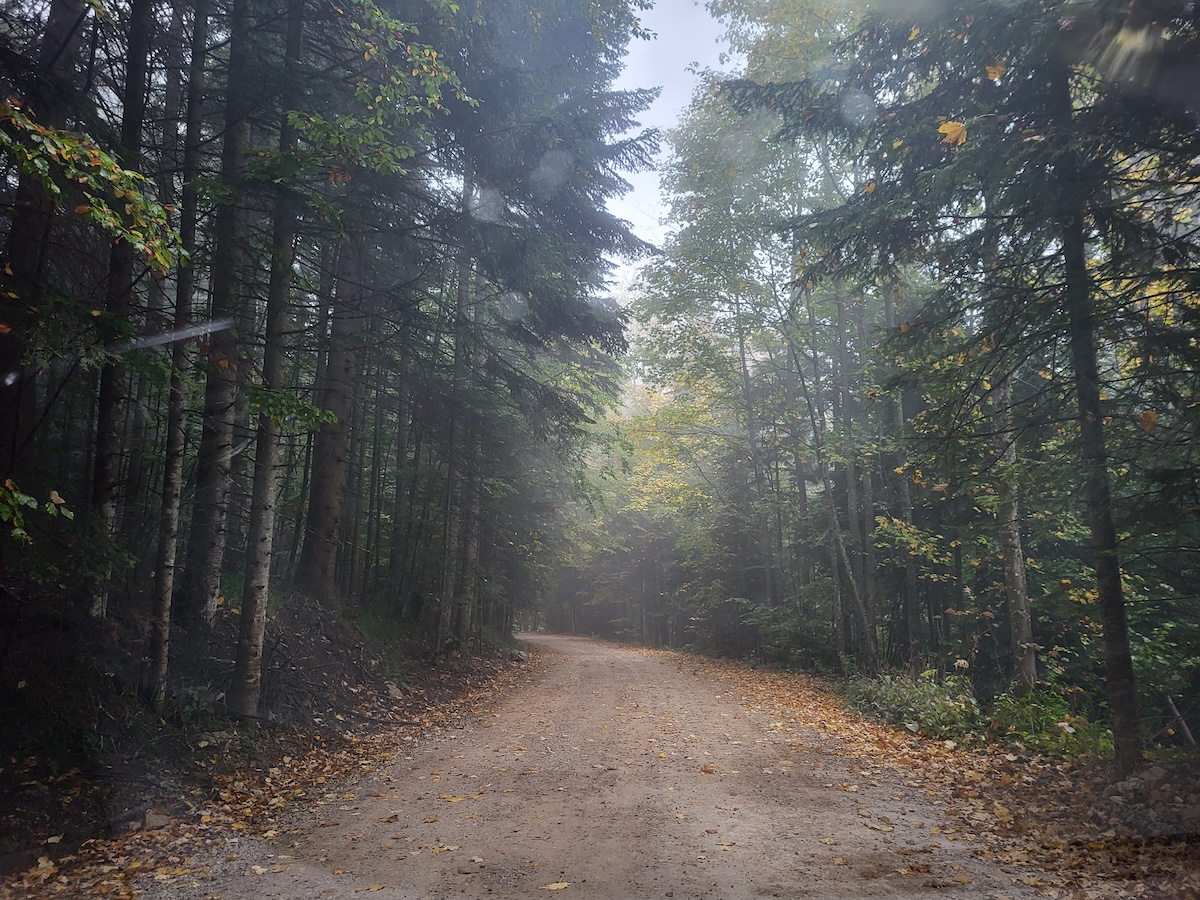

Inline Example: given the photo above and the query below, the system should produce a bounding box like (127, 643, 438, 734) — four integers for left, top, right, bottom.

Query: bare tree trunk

(437, 181, 473, 651)
(992, 373, 1036, 695)
(855, 307, 877, 640)
(835, 293, 869, 664)
(795, 302, 876, 671)
(145, 0, 212, 709)
(387, 345, 412, 587)
(88, 0, 152, 618)
(229, 0, 303, 717)
(178, 0, 254, 627)
(733, 294, 777, 608)
(883, 289, 922, 674)
(1053, 61, 1140, 778)
(456, 428, 482, 647)
(297, 237, 365, 598)
(287, 250, 335, 573)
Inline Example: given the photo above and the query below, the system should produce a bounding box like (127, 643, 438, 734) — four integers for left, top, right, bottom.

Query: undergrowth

(846, 670, 1113, 756)
(846, 672, 982, 742)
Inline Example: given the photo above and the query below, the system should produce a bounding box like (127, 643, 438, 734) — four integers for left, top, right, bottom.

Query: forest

(1, 0, 1198, 803)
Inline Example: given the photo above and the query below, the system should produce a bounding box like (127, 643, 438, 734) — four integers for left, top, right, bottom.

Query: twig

(1165, 695, 1197, 748)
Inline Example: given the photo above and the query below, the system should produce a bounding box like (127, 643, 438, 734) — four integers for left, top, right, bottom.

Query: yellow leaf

(366, 885, 385, 892)
(864, 181, 876, 194)
(892, 139, 903, 149)
(952, 876, 972, 884)
(1139, 410, 1157, 434)
(543, 883, 571, 890)
(986, 61, 1007, 80)
(908, 25, 920, 40)
(937, 121, 967, 146)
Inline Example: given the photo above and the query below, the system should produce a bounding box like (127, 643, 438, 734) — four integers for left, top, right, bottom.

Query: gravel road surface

(139, 635, 1040, 899)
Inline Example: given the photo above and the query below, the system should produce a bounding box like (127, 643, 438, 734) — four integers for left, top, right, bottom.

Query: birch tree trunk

(229, 0, 304, 717)
(145, 0, 212, 709)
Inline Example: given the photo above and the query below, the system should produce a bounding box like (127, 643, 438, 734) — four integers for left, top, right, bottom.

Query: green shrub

(847, 671, 983, 742)
(987, 678, 1112, 756)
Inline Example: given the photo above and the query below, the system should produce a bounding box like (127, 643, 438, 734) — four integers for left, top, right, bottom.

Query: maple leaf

(937, 121, 967, 146)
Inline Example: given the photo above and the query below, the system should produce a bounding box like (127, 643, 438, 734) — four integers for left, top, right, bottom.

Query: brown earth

(124, 635, 1045, 900)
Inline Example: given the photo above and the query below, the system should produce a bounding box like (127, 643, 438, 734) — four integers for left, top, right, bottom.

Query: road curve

(140, 635, 1038, 899)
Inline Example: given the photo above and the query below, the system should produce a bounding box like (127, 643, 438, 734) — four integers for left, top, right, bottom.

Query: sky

(607, 0, 732, 258)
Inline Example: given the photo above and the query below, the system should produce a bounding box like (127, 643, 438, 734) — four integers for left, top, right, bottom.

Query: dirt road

(142, 636, 1039, 899)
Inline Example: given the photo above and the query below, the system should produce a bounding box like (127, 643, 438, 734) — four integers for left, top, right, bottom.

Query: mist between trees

(1, 0, 1198, 781)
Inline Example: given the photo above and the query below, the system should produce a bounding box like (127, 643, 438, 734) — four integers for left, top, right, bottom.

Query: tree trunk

(437, 182, 474, 651)
(145, 0, 212, 709)
(456, 429, 483, 647)
(229, 0, 303, 717)
(733, 294, 777, 608)
(992, 373, 1037, 696)
(855, 306, 877, 640)
(883, 289, 922, 674)
(796, 302, 876, 672)
(178, 0, 254, 627)
(297, 237, 365, 599)
(1053, 61, 1140, 778)
(0, 0, 89, 483)
(835, 292, 869, 664)
(88, 0, 152, 618)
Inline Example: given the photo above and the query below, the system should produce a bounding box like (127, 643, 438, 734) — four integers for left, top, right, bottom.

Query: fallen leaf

(543, 882, 571, 890)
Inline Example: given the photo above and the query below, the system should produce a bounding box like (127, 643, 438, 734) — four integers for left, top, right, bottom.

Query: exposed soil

(119, 635, 1045, 900)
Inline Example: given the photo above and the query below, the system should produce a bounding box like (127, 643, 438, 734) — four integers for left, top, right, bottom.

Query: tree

(725, 0, 1200, 774)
